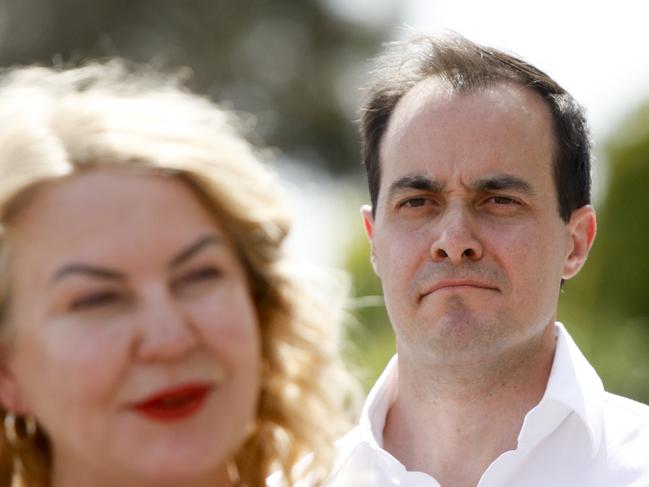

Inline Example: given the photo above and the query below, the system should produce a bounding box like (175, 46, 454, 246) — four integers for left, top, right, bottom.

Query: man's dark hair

(360, 33, 591, 222)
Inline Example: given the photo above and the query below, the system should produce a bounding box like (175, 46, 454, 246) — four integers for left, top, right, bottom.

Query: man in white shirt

(330, 34, 649, 486)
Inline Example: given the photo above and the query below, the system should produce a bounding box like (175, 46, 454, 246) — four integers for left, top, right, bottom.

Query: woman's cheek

(192, 289, 260, 361)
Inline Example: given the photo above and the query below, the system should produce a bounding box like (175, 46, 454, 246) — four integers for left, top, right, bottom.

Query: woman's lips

(132, 383, 213, 422)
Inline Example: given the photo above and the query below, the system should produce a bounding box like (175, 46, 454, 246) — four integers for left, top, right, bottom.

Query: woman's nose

(133, 288, 198, 362)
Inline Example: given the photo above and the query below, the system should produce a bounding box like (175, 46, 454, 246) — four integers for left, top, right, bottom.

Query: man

(329, 34, 649, 486)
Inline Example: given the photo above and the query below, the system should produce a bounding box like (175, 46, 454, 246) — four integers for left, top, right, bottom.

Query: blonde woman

(0, 61, 355, 487)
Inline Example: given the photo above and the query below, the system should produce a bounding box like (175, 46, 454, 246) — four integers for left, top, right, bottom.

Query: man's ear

(562, 205, 597, 280)
(361, 204, 380, 277)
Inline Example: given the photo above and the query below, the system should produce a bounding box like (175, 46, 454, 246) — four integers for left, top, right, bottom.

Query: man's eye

(70, 291, 121, 311)
(488, 196, 518, 205)
(400, 197, 431, 208)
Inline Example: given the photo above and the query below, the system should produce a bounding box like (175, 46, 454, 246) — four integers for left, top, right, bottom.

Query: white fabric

(325, 323, 649, 486)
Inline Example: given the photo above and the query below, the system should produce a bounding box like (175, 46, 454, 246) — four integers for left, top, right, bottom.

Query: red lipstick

(132, 383, 212, 422)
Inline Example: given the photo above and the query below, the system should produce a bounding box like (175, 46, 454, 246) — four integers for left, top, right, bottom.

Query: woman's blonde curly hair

(0, 60, 357, 486)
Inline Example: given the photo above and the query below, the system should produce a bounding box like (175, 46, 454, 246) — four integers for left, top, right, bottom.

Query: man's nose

(430, 206, 484, 264)
(134, 288, 198, 361)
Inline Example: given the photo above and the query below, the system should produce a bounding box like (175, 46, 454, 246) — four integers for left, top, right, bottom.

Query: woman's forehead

(6, 169, 230, 270)
(12, 169, 208, 224)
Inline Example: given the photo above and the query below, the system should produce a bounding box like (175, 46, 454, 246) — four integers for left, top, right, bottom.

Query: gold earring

(4, 412, 37, 487)
(227, 459, 241, 486)
(4, 412, 36, 446)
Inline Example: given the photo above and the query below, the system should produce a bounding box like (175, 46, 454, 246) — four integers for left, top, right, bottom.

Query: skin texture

(0, 170, 261, 487)
(362, 80, 596, 486)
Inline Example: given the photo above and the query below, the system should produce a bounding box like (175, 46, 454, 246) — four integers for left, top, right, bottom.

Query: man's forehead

(385, 78, 547, 139)
(388, 76, 456, 123)
(376, 78, 556, 205)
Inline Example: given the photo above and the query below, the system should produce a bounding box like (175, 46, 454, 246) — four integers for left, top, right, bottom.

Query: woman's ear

(0, 349, 30, 414)
(562, 205, 597, 280)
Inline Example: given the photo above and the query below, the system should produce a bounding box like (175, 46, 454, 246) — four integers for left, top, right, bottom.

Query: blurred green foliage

(559, 101, 649, 404)
(0, 0, 396, 175)
(344, 101, 649, 403)
(343, 225, 394, 391)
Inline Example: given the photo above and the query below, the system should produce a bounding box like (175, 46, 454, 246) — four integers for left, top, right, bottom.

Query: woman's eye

(70, 291, 121, 311)
(174, 267, 222, 289)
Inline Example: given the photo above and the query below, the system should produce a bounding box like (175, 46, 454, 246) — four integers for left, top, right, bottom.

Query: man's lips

(420, 279, 498, 300)
(131, 383, 213, 421)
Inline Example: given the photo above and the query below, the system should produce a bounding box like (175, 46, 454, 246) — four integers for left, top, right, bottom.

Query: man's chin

(399, 312, 514, 365)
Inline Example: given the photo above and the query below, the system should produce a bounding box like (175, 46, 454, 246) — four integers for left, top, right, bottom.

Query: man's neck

(383, 322, 557, 487)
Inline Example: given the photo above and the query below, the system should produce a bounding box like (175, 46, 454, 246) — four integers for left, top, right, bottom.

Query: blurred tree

(0, 0, 398, 174)
(559, 100, 649, 403)
(343, 224, 394, 391)
(584, 104, 649, 317)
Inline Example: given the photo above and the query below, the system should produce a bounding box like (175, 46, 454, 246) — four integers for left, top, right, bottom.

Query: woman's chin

(116, 460, 230, 487)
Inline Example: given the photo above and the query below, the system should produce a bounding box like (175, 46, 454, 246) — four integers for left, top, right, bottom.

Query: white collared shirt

(325, 323, 649, 486)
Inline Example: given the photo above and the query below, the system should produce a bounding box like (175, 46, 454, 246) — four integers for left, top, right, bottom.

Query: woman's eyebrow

(50, 265, 126, 285)
(168, 234, 224, 269)
(50, 234, 224, 285)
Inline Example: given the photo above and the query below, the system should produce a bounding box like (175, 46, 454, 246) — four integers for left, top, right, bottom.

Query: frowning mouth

(420, 280, 498, 300)
(132, 383, 213, 422)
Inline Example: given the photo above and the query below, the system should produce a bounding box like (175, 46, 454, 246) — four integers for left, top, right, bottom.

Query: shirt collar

(359, 354, 398, 449)
(358, 322, 605, 458)
(540, 322, 604, 456)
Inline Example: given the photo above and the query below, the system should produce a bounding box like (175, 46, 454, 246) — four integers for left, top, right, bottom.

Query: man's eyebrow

(387, 175, 444, 199)
(169, 234, 224, 268)
(473, 174, 534, 195)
